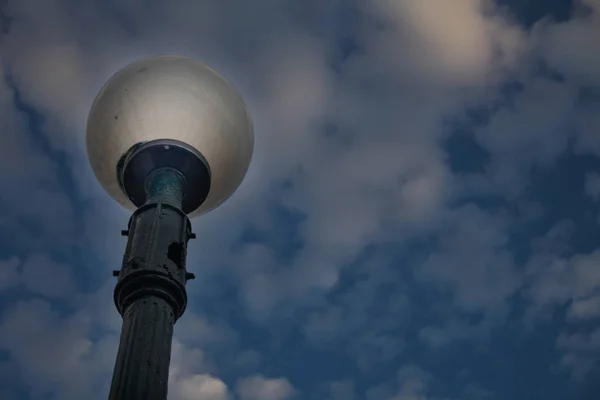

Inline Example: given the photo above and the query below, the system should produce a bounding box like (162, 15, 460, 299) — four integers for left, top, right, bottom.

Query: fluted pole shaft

(109, 168, 193, 400)
(110, 297, 175, 399)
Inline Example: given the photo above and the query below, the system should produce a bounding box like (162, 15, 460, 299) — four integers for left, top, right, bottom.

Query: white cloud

(170, 374, 231, 400)
(360, 0, 526, 87)
(1, 0, 600, 396)
(167, 334, 236, 400)
(169, 339, 214, 382)
(237, 375, 297, 400)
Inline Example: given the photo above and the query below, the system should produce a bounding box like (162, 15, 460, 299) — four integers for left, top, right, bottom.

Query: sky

(0, 0, 600, 399)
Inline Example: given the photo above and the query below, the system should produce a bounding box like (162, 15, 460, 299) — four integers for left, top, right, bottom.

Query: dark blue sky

(1, 0, 600, 399)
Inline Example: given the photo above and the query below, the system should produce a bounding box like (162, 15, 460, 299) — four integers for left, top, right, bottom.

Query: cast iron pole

(109, 168, 195, 400)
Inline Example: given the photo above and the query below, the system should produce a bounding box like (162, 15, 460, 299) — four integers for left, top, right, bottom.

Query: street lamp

(86, 55, 254, 400)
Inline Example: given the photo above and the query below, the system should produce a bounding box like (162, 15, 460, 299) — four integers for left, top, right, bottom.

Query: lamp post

(86, 55, 254, 400)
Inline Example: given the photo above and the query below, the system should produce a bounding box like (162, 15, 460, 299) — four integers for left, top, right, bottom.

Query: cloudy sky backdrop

(1, 0, 600, 399)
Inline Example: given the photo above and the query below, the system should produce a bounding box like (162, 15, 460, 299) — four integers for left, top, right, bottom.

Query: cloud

(1, 0, 529, 321)
(527, 249, 600, 321)
(532, 0, 600, 162)
(363, 0, 526, 86)
(473, 78, 576, 197)
(170, 374, 231, 400)
(535, 0, 600, 85)
(0, 253, 79, 299)
(328, 380, 356, 400)
(525, 224, 600, 378)
(585, 172, 600, 200)
(366, 365, 432, 400)
(0, 66, 81, 254)
(20, 253, 78, 298)
(174, 311, 239, 351)
(0, 257, 20, 291)
(418, 204, 520, 314)
(557, 329, 600, 381)
(0, 298, 109, 400)
(236, 375, 297, 400)
(2, 0, 600, 398)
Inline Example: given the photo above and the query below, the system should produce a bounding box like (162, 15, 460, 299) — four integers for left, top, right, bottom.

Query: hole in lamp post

(167, 242, 185, 269)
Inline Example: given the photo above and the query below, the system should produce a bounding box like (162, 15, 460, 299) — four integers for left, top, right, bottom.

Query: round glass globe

(86, 55, 254, 217)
